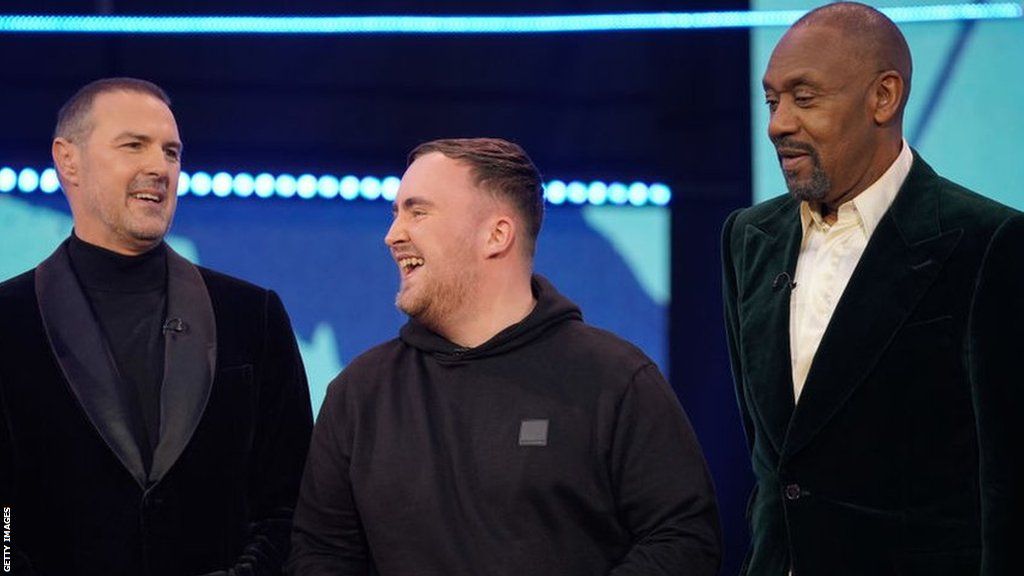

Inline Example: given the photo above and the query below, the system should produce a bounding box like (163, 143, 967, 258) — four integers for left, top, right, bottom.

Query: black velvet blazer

(722, 153, 1023, 576)
(0, 240, 313, 576)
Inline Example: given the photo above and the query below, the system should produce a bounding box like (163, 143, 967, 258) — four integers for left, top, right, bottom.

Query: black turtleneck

(68, 233, 167, 476)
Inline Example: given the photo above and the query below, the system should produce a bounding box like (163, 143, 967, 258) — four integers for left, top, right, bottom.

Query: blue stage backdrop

(5, 2, 1019, 571)
(0, 191, 669, 417)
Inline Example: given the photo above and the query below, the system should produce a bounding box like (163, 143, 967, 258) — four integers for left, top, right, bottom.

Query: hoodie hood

(399, 274, 582, 363)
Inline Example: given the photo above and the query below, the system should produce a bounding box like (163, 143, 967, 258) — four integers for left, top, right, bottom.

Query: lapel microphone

(162, 318, 187, 334)
(772, 272, 797, 291)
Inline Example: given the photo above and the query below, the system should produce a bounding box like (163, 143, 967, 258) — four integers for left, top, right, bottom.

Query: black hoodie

(289, 276, 721, 576)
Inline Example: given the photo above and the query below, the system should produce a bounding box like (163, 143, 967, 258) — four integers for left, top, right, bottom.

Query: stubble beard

(121, 213, 171, 243)
(397, 263, 478, 334)
(101, 178, 174, 246)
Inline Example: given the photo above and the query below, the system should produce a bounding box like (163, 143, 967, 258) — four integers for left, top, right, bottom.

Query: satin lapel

(782, 156, 963, 460)
(149, 247, 216, 484)
(738, 198, 803, 457)
(35, 241, 148, 487)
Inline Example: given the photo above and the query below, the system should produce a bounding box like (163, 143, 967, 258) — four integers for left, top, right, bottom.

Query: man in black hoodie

(288, 138, 721, 576)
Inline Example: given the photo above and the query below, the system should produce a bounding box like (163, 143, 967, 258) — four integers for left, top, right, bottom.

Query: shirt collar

(799, 140, 913, 237)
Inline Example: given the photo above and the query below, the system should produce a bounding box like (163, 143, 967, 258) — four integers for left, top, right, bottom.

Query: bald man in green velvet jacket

(723, 3, 1022, 575)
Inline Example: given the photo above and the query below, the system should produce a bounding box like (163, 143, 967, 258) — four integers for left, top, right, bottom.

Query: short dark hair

(54, 77, 172, 142)
(408, 138, 544, 256)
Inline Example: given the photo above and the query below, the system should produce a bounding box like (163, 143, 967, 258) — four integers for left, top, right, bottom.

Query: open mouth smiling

(129, 191, 165, 204)
(398, 257, 425, 276)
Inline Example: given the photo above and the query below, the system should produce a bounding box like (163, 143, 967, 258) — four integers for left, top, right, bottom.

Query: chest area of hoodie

(348, 351, 625, 528)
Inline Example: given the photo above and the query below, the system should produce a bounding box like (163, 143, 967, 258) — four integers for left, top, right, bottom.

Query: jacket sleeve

(721, 209, 756, 452)
(722, 209, 761, 574)
(286, 371, 371, 576)
(968, 214, 1024, 576)
(201, 289, 314, 576)
(607, 363, 722, 576)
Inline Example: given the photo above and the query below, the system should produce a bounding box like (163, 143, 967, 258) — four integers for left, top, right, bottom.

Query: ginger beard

(395, 230, 480, 331)
(387, 151, 498, 333)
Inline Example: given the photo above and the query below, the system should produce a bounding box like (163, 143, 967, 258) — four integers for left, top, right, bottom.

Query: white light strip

(0, 166, 671, 207)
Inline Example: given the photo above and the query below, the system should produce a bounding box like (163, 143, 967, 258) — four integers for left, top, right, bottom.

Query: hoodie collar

(399, 274, 582, 363)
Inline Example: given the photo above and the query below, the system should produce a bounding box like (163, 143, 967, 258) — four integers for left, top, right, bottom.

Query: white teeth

(398, 257, 425, 270)
(132, 193, 161, 202)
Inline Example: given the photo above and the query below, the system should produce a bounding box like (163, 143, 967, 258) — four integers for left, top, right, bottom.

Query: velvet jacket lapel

(35, 241, 217, 487)
(737, 197, 803, 457)
(149, 247, 216, 484)
(36, 241, 149, 486)
(781, 154, 962, 460)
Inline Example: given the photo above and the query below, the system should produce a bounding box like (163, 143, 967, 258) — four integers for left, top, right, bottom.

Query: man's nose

(385, 216, 406, 247)
(768, 98, 799, 142)
(143, 148, 172, 179)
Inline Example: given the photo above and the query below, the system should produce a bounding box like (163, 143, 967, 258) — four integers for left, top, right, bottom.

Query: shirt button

(784, 483, 802, 500)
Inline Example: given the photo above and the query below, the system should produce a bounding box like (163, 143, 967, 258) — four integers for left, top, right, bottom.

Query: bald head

(763, 2, 912, 211)
(792, 2, 912, 113)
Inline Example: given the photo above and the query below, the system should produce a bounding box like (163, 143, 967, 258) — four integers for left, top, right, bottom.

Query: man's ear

(484, 215, 516, 259)
(871, 70, 905, 126)
(52, 138, 80, 189)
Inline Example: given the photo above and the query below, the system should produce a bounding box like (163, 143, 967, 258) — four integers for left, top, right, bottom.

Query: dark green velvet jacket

(722, 153, 1023, 576)
(0, 240, 313, 575)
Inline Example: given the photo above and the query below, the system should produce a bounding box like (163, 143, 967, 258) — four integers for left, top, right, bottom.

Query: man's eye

(123, 142, 143, 149)
(165, 149, 180, 161)
(794, 94, 814, 106)
(765, 99, 778, 112)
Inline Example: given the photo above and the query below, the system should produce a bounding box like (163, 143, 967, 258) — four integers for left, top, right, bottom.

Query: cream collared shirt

(789, 142, 913, 402)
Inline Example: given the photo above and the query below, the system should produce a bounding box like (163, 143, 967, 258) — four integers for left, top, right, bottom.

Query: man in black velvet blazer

(0, 78, 313, 575)
(723, 3, 1022, 575)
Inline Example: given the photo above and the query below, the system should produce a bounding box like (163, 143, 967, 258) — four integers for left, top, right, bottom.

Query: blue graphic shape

(582, 205, 670, 306)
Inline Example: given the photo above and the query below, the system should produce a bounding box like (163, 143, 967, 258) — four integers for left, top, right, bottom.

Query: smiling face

(385, 152, 492, 328)
(55, 90, 182, 255)
(763, 24, 883, 207)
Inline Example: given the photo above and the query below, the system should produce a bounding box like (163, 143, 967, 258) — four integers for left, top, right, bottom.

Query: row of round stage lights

(0, 167, 671, 207)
